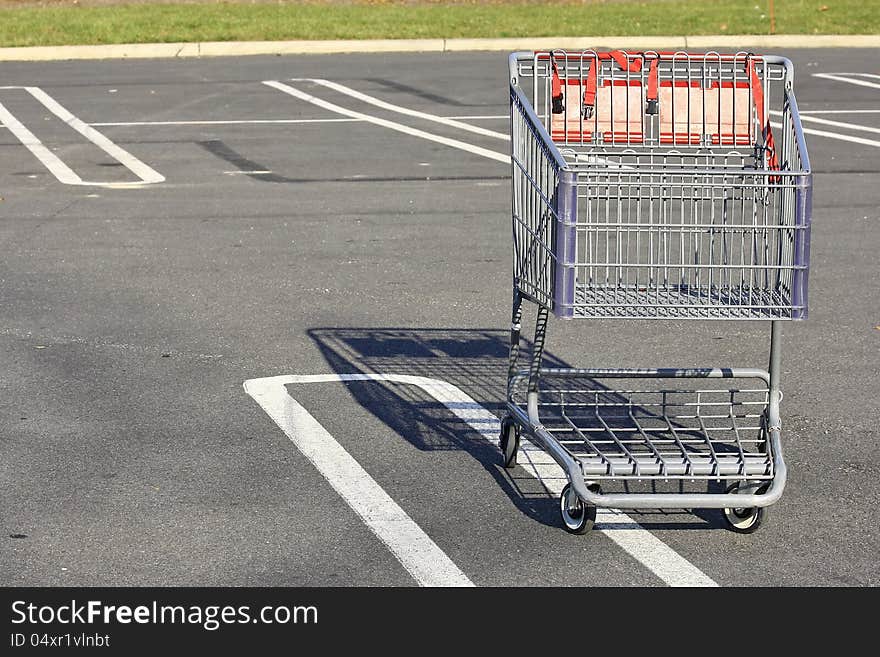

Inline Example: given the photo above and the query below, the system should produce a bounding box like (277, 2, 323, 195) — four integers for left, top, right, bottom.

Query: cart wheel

(499, 417, 519, 468)
(559, 483, 597, 535)
(722, 482, 770, 534)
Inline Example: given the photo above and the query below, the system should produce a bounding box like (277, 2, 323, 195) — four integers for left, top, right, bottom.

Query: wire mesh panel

(564, 159, 808, 319)
(510, 372, 773, 481)
(510, 92, 561, 310)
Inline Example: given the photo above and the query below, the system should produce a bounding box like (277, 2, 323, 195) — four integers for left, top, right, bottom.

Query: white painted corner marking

(244, 373, 717, 587)
(243, 374, 473, 588)
(0, 85, 164, 187)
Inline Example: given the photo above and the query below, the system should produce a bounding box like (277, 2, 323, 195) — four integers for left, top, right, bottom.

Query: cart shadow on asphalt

(308, 327, 730, 531)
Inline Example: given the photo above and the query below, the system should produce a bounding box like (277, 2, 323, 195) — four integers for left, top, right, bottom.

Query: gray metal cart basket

(503, 50, 812, 533)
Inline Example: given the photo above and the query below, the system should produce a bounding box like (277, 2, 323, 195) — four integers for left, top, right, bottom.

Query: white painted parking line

(0, 86, 164, 187)
(819, 73, 880, 80)
(263, 80, 510, 164)
(295, 78, 508, 140)
(243, 374, 474, 588)
(245, 373, 718, 587)
(87, 116, 507, 128)
(89, 118, 362, 127)
(446, 115, 507, 121)
(799, 109, 880, 115)
(0, 101, 83, 186)
(771, 120, 880, 149)
(771, 109, 880, 135)
(223, 170, 273, 175)
(812, 73, 880, 90)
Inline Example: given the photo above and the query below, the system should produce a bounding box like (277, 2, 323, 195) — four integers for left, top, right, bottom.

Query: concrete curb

(0, 35, 878, 61)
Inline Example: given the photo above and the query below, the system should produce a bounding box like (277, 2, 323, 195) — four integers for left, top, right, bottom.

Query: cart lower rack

(503, 50, 812, 534)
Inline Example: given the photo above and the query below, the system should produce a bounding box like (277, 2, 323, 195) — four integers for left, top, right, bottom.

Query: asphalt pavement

(1, 47, 878, 586)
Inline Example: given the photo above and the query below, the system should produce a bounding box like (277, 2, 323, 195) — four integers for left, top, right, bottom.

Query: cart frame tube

(553, 170, 578, 319)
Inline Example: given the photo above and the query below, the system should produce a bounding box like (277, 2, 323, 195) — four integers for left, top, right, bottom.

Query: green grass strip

(0, 1, 876, 48)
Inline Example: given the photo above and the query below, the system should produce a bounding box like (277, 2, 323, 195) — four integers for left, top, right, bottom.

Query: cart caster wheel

(559, 483, 597, 535)
(499, 417, 519, 468)
(722, 482, 770, 534)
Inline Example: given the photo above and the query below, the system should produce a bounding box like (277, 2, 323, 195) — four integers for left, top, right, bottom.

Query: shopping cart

(503, 50, 812, 533)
